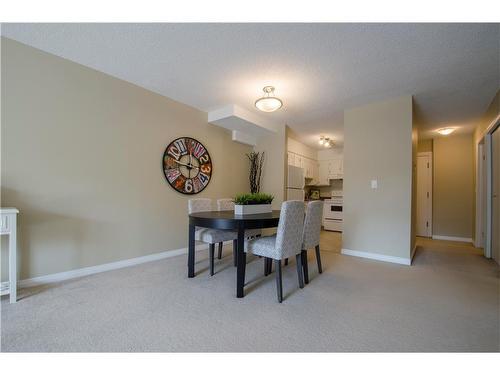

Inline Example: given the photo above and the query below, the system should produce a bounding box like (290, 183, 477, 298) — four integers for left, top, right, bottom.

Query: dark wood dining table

(188, 210, 281, 298)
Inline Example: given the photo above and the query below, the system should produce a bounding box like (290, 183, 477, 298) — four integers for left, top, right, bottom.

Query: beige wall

(1, 38, 253, 280)
(411, 102, 418, 254)
(472, 90, 500, 243)
(256, 125, 286, 210)
(418, 139, 433, 153)
(473, 90, 500, 144)
(287, 137, 317, 160)
(343, 95, 414, 261)
(433, 134, 474, 239)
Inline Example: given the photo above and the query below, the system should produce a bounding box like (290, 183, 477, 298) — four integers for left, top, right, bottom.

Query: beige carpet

(1, 233, 498, 352)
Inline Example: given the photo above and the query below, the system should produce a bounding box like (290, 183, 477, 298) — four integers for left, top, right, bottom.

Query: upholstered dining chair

(188, 198, 238, 276)
(245, 200, 305, 303)
(301, 200, 324, 284)
(216, 198, 262, 264)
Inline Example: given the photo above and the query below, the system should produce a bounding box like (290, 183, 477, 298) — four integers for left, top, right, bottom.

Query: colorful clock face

(163, 137, 212, 195)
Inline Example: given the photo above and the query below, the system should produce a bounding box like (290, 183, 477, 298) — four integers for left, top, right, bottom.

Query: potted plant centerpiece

(234, 151, 273, 214)
(233, 193, 274, 215)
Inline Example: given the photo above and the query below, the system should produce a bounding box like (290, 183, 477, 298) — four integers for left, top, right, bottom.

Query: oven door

(326, 204, 343, 220)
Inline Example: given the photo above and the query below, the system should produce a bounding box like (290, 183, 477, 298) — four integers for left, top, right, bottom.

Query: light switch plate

(371, 180, 378, 189)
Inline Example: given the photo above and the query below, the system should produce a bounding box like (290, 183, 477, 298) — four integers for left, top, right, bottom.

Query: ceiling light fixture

(255, 86, 283, 112)
(319, 136, 332, 148)
(437, 127, 456, 135)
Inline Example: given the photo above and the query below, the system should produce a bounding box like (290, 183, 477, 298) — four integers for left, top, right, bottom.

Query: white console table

(1, 208, 19, 303)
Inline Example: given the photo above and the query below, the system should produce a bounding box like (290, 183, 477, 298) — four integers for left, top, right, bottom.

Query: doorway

(491, 127, 499, 263)
(475, 143, 486, 248)
(417, 152, 433, 237)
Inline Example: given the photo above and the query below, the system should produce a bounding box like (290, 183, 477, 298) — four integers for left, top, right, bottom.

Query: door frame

(478, 114, 500, 258)
(475, 142, 486, 248)
(417, 151, 433, 237)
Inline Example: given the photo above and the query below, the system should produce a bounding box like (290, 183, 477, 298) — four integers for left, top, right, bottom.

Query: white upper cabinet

(328, 158, 343, 179)
(287, 140, 343, 186)
(318, 162, 329, 185)
(287, 151, 319, 184)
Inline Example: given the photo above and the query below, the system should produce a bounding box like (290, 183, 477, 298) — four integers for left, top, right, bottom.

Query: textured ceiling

(2, 23, 499, 148)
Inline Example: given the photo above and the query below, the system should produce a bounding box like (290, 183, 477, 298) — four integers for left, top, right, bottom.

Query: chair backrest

(275, 200, 305, 259)
(217, 198, 235, 211)
(188, 198, 212, 214)
(302, 200, 323, 249)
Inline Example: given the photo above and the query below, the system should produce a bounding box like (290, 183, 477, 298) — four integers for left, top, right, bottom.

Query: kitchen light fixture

(319, 136, 332, 148)
(255, 86, 283, 112)
(437, 127, 456, 135)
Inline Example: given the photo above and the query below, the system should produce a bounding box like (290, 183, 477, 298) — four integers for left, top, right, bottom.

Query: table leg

(9, 218, 17, 303)
(188, 224, 195, 278)
(236, 227, 246, 298)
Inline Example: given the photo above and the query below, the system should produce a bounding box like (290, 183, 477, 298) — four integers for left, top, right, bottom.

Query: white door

(492, 128, 500, 264)
(417, 153, 432, 237)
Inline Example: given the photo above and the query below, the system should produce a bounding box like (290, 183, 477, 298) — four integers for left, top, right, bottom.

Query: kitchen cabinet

(318, 162, 329, 185)
(288, 151, 319, 184)
(328, 158, 343, 179)
(317, 157, 343, 185)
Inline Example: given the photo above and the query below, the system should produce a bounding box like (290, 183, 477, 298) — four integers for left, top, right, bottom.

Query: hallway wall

(433, 134, 474, 240)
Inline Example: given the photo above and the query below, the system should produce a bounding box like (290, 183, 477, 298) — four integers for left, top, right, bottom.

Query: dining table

(188, 210, 281, 298)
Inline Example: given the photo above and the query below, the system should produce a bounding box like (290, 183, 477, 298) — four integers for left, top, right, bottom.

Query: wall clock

(163, 137, 212, 194)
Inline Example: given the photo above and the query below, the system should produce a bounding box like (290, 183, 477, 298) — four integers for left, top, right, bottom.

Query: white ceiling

(2, 23, 499, 148)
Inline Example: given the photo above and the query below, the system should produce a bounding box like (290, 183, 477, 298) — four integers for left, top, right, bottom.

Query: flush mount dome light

(437, 127, 456, 135)
(319, 136, 332, 147)
(255, 86, 283, 112)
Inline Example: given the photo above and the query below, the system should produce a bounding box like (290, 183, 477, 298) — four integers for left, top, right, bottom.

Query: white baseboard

(431, 235, 473, 243)
(0, 282, 10, 296)
(341, 248, 411, 265)
(7, 242, 219, 290)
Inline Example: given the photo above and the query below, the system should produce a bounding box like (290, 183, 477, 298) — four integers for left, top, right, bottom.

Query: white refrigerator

(287, 165, 305, 201)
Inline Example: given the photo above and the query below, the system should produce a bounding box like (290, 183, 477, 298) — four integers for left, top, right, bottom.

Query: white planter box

(234, 204, 272, 215)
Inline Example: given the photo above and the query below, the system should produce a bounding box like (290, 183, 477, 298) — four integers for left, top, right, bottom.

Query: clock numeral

(199, 154, 209, 164)
(184, 179, 193, 193)
(193, 142, 206, 158)
(167, 145, 181, 160)
(198, 172, 210, 186)
(174, 139, 187, 155)
(166, 168, 181, 183)
(200, 164, 211, 174)
(192, 177, 202, 193)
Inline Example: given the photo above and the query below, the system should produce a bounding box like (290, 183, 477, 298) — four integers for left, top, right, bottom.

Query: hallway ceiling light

(255, 86, 283, 112)
(437, 127, 456, 135)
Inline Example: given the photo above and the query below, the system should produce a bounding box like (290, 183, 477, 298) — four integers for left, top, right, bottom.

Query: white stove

(323, 191, 343, 232)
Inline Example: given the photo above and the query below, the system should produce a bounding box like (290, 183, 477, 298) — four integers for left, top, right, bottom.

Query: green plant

(233, 192, 274, 205)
